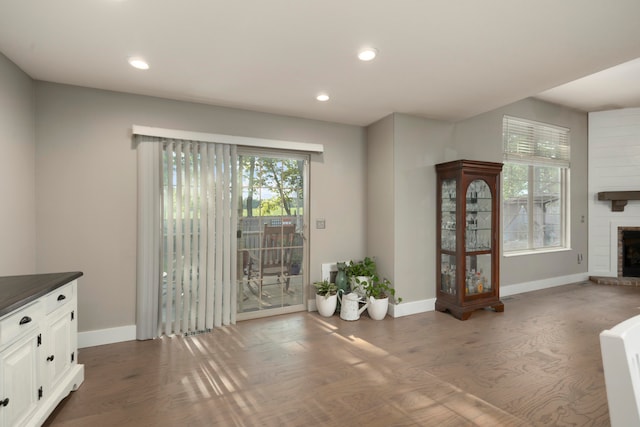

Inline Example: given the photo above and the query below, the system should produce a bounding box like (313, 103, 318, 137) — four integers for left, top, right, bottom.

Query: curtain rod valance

(133, 125, 324, 154)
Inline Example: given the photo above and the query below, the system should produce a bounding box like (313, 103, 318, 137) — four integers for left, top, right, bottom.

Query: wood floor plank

(43, 281, 640, 426)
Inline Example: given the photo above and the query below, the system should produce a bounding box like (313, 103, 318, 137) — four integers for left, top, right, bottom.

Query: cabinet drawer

(0, 301, 44, 347)
(45, 281, 76, 314)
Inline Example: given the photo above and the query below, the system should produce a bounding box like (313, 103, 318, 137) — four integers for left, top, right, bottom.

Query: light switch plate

(316, 218, 326, 229)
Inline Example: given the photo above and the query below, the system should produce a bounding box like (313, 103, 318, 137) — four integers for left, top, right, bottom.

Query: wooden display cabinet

(435, 160, 503, 320)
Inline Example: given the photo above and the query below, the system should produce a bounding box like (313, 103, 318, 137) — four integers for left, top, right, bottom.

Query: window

(502, 116, 570, 253)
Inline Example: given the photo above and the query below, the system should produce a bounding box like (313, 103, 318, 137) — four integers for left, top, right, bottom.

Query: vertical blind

(161, 140, 237, 336)
(136, 135, 237, 339)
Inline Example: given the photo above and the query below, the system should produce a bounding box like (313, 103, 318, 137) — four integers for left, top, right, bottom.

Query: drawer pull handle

(47, 355, 55, 362)
(0, 398, 8, 407)
(57, 294, 66, 301)
(19, 316, 32, 325)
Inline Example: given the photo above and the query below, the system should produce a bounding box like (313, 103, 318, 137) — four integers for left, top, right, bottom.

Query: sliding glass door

(236, 150, 308, 319)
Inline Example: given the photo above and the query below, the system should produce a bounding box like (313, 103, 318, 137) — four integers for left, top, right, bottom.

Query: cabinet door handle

(57, 294, 66, 301)
(0, 397, 8, 407)
(47, 355, 55, 362)
(19, 316, 32, 325)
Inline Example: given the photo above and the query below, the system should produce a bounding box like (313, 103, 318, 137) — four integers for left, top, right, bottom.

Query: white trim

(133, 125, 324, 153)
(78, 325, 136, 348)
(321, 262, 338, 281)
(503, 247, 572, 257)
(500, 273, 589, 297)
(390, 298, 436, 318)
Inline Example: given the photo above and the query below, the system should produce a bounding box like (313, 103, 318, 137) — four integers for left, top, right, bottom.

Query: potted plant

(313, 280, 338, 317)
(345, 256, 377, 298)
(363, 276, 402, 320)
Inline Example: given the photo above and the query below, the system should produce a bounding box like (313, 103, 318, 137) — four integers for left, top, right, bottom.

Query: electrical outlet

(578, 253, 583, 264)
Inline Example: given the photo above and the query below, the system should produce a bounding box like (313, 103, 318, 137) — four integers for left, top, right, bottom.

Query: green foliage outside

(240, 156, 304, 217)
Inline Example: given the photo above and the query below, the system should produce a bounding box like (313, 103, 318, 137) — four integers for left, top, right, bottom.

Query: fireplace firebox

(622, 230, 640, 278)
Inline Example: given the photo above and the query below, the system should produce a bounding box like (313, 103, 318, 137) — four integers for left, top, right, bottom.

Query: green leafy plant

(345, 256, 377, 278)
(364, 276, 402, 303)
(313, 280, 337, 297)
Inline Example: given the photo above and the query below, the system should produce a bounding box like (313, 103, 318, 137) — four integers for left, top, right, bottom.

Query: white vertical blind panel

(205, 147, 216, 330)
(135, 140, 161, 341)
(163, 142, 175, 336)
(214, 144, 224, 328)
(174, 143, 184, 334)
(183, 143, 193, 331)
(196, 144, 208, 331)
(222, 145, 231, 325)
(230, 145, 238, 325)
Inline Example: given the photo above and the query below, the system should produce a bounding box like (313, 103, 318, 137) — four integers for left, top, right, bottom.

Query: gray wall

(0, 53, 36, 274)
(365, 98, 587, 304)
(392, 114, 454, 302)
(34, 82, 367, 333)
(452, 98, 589, 287)
(366, 115, 395, 281)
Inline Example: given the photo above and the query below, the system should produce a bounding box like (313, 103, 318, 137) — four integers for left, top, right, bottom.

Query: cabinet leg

(492, 302, 505, 312)
(435, 301, 447, 313)
(460, 311, 472, 321)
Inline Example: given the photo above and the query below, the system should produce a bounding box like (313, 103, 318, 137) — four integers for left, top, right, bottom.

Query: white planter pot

(367, 296, 389, 320)
(350, 276, 369, 298)
(316, 293, 337, 317)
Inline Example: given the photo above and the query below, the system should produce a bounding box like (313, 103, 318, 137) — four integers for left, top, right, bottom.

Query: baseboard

(389, 298, 436, 318)
(500, 273, 590, 297)
(78, 325, 136, 348)
(85, 275, 589, 347)
(390, 272, 589, 318)
(307, 299, 317, 312)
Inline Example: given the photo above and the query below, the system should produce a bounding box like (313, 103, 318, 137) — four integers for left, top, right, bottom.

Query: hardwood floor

(44, 281, 640, 426)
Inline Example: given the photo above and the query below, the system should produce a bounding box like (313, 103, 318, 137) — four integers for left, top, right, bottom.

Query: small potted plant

(345, 256, 377, 298)
(364, 276, 402, 320)
(313, 280, 338, 317)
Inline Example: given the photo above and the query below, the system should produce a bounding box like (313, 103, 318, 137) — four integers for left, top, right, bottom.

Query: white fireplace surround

(588, 108, 640, 279)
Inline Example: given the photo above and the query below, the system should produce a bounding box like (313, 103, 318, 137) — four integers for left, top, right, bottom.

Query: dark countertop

(0, 271, 83, 317)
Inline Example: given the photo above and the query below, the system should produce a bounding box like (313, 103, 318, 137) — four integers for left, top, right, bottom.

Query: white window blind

(503, 115, 570, 167)
(136, 134, 237, 339)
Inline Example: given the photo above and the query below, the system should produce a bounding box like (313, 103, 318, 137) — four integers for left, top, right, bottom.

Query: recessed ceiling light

(128, 57, 149, 70)
(358, 48, 377, 61)
(316, 94, 330, 102)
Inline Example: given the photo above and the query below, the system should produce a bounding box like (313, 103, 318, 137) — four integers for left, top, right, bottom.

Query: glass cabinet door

(440, 179, 456, 294)
(465, 179, 492, 295)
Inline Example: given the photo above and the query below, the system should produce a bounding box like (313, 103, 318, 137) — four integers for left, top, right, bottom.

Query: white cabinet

(0, 279, 83, 427)
(0, 333, 41, 427)
(45, 309, 72, 391)
(42, 281, 76, 397)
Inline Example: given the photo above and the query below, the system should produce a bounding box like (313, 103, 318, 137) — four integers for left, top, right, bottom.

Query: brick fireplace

(620, 228, 640, 277)
(591, 226, 640, 286)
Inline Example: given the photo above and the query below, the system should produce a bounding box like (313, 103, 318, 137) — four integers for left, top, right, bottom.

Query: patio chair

(247, 224, 296, 297)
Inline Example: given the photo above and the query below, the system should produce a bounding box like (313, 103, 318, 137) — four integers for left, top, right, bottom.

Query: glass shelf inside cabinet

(441, 178, 456, 251)
(465, 254, 492, 295)
(465, 179, 492, 252)
(441, 253, 456, 295)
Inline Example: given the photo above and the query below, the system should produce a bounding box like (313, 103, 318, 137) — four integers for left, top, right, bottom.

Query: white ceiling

(1, 0, 640, 126)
